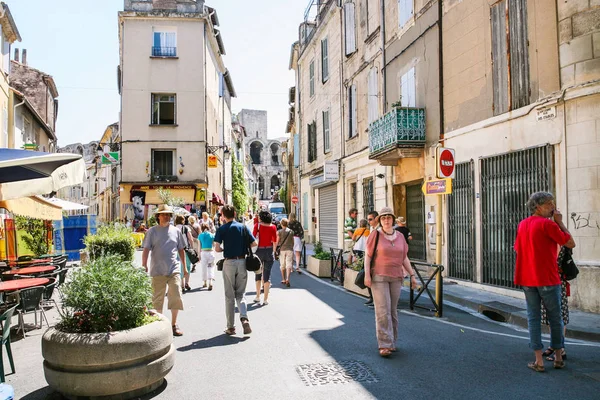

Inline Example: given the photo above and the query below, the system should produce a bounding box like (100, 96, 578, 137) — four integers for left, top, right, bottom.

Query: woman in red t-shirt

(252, 210, 277, 305)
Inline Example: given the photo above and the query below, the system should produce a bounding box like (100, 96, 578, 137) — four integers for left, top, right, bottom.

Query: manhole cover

(295, 360, 379, 386)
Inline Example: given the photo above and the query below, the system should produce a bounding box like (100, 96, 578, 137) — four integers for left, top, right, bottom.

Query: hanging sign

(101, 152, 119, 165)
(207, 155, 218, 168)
(422, 179, 453, 196)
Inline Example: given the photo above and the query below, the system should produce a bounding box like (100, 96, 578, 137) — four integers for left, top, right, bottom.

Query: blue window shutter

(219, 73, 224, 97)
(153, 32, 161, 48)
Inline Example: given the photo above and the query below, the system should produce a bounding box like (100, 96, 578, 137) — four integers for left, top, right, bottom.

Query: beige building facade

(1, 2, 21, 149)
(118, 0, 235, 222)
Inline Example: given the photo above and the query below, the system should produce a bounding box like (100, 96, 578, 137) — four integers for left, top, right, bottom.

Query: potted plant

(343, 256, 370, 296)
(83, 224, 136, 262)
(41, 253, 175, 399)
(307, 241, 332, 277)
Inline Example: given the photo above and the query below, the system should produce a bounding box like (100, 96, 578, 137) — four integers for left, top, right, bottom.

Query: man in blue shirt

(214, 204, 257, 336)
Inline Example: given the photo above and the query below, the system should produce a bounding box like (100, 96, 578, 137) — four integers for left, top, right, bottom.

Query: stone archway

(250, 141, 263, 164)
(270, 143, 280, 166)
(270, 175, 280, 195)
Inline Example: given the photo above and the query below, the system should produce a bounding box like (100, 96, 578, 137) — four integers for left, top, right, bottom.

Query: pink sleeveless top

(365, 229, 408, 278)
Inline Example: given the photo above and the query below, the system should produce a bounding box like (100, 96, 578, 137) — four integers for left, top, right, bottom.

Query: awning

(0, 196, 63, 220)
(211, 193, 219, 204)
(46, 197, 89, 211)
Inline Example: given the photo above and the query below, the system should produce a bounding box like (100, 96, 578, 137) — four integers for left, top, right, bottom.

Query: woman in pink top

(364, 207, 418, 357)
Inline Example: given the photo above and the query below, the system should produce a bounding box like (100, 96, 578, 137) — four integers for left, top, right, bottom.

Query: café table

(4, 258, 52, 267)
(2, 265, 57, 278)
(0, 278, 50, 292)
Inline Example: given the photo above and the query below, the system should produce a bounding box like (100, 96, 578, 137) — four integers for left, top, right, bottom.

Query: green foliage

(278, 185, 289, 211)
(157, 188, 185, 207)
(84, 224, 135, 262)
(312, 241, 331, 260)
(349, 256, 364, 271)
(148, 215, 157, 227)
(232, 153, 248, 214)
(57, 255, 153, 333)
(15, 216, 49, 256)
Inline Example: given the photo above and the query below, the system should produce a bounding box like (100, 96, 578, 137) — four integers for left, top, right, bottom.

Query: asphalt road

(13, 250, 600, 399)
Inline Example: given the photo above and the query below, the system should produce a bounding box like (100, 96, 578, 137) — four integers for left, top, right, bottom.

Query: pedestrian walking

(201, 211, 216, 233)
(344, 208, 358, 241)
(142, 204, 188, 336)
(288, 213, 304, 273)
(541, 250, 570, 362)
(188, 215, 201, 272)
(253, 210, 277, 304)
(364, 207, 418, 357)
(214, 204, 256, 335)
(514, 192, 575, 372)
(394, 216, 412, 244)
(175, 215, 194, 292)
(198, 222, 216, 290)
(352, 219, 370, 259)
(363, 211, 379, 306)
(277, 218, 295, 287)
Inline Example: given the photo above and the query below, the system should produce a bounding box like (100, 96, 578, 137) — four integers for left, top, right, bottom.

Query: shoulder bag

(559, 246, 578, 281)
(244, 226, 262, 272)
(355, 231, 379, 290)
(274, 229, 291, 260)
(182, 226, 199, 264)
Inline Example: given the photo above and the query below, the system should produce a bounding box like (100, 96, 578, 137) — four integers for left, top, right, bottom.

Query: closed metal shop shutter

(319, 184, 338, 251)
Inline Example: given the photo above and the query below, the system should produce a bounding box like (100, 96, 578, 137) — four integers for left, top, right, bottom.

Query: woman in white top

(201, 212, 216, 233)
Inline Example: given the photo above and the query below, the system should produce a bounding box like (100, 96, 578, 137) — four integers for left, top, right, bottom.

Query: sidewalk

(302, 243, 600, 342)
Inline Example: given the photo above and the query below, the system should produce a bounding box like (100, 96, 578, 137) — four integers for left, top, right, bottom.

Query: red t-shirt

(514, 216, 571, 287)
(253, 223, 277, 248)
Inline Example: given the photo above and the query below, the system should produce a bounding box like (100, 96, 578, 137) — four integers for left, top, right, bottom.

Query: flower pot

(307, 256, 331, 277)
(42, 314, 174, 399)
(343, 269, 370, 297)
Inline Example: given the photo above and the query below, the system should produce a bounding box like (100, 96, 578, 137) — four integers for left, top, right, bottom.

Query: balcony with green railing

(369, 107, 426, 160)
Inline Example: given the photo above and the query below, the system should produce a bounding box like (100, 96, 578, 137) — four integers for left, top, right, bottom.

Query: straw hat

(155, 204, 174, 214)
(397, 216, 406, 225)
(376, 206, 396, 224)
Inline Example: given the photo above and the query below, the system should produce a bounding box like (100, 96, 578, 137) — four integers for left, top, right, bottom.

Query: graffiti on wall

(571, 213, 600, 232)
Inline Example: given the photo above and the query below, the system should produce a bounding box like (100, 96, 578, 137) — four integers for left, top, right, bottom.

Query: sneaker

(208, 285, 213, 291)
(253, 297, 260, 303)
(172, 325, 183, 336)
(185, 284, 191, 291)
(241, 319, 252, 334)
(364, 299, 373, 306)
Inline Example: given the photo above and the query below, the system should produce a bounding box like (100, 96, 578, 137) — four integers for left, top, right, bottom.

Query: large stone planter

(42, 315, 175, 400)
(344, 269, 369, 297)
(307, 256, 331, 277)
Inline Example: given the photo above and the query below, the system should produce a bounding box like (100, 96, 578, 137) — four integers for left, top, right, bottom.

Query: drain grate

(295, 360, 379, 386)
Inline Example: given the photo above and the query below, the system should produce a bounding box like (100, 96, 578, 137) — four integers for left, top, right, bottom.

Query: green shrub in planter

(84, 224, 135, 261)
(312, 241, 331, 261)
(57, 255, 154, 333)
(349, 256, 364, 271)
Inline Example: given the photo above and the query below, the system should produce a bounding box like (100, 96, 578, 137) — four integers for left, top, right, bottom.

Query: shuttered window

(362, 177, 374, 218)
(368, 68, 378, 124)
(348, 84, 358, 138)
(344, 2, 357, 55)
(398, 0, 413, 28)
(323, 110, 331, 153)
(491, 0, 530, 116)
(321, 38, 329, 83)
(307, 121, 317, 162)
(400, 67, 416, 107)
(309, 61, 315, 97)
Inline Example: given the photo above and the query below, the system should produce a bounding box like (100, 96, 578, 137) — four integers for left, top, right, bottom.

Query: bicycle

(330, 248, 351, 285)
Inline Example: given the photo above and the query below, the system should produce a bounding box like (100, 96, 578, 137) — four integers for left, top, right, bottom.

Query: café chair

(15, 286, 45, 337)
(41, 278, 59, 311)
(0, 304, 17, 382)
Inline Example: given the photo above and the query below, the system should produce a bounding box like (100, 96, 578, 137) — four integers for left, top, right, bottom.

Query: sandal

(286, 280, 290, 287)
(224, 327, 236, 336)
(553, 360, 566, 369)
(379, 348, 392, 357)
(542, 347, 555, 358)
(527, 361, 545, 372)
(281, 280, 286, 284)
(547, 349, 567, 361)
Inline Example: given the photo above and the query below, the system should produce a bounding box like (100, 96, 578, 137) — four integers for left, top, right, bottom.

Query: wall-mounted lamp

(376, 173, 385, 179)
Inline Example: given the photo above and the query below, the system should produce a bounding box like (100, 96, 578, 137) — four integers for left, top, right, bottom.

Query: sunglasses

(367, 218, 374, 221)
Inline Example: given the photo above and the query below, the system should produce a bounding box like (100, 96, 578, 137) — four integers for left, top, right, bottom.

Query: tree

(157, 188, 184, 207)
(15, 216, 49, 256)
(232, 153, 248, 215)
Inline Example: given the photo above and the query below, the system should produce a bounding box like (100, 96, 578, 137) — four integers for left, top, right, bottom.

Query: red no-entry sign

(291, 196, 299, 204)
(437, 147, 455, 179)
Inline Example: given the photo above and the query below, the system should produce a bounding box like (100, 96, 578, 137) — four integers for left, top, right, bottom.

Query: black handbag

(217, 258, 224, 271)
(354, 231, 379, 289)
(182, 226, 199, 264)
(244, 227, 262, 272)
(559, 246, 578, 281)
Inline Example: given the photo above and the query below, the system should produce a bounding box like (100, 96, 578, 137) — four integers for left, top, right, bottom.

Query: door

(318, 184, 338, 251)
(406, 183, 426, 260)
(448, 161, 475, 281)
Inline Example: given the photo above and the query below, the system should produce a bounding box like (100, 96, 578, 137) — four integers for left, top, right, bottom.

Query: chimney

(14, 48, 19, 62)
(22, 49, 27, 65)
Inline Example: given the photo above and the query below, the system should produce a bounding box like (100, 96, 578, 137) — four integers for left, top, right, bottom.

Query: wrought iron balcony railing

(150, 175, 178, 182)
(151, 47, 177, 57)
(369, 107, 426, 158)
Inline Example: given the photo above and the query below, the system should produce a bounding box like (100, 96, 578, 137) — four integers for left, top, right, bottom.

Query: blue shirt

(199, 231, 215, 250)
(214, 221, 255, 258)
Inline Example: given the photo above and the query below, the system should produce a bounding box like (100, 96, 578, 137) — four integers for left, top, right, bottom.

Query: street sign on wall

(207, 155, 218, 168)
(436, 147, 455, 179)
(422, 179, 453, 195)
(101, 152, 119, 165)
(291, 196, 298, 204)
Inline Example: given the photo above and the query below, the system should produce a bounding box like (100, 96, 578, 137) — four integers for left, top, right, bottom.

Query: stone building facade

(1, 2, 20, 149)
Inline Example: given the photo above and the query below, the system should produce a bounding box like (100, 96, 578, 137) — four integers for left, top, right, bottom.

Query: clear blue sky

(9, 0, 308, 147)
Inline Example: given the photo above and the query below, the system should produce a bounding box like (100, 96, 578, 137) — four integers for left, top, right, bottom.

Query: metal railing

(330, 248, 349, 285)
(152, 46, 177, 57)
(409, 261, 444, 317)
(368, 107, 426, 157)
(150, 174, 178, 182)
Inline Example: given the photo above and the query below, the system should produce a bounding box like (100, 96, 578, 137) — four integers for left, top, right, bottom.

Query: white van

(268, 202, 286, 215)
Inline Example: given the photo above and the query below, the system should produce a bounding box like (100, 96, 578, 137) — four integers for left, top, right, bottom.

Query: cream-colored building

(1, 2, 21, 148)
(118, 0, 235, 221)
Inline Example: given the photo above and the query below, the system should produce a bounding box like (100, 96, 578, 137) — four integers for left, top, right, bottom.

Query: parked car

(273, 213, 288, 229)
(268, 202, 286, 215)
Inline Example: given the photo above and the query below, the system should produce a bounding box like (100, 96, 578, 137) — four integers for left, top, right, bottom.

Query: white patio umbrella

(0, 149, 86, 201)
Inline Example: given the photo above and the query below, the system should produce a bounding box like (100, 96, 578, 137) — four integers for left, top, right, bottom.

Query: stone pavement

(4, 248, 600, 399)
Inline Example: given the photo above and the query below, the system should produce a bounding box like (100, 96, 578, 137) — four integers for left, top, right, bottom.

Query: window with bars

(307, 121, 317, 163)
(350, 182, 357, 210)
(362, 177, 374, 218)
(151, 94, 176, 125)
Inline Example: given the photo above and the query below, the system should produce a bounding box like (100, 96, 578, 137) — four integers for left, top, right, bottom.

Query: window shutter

(400, 67, 416, 107)
(321, 39, 329, 82)
(351, 84, 358, 137)
(345, 2, 356, 55)
(491, 0, 509, 115)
